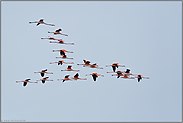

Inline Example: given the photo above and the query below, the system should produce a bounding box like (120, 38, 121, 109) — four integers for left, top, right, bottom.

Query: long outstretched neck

(77, 64, 84, 65)
(64, 43, 74, 45)
(64, 62, 74, 64)
(50, 41, 58, 43)
(79, 78, 87, 80)
(85, 74, 92, 76)
(16, 81, 24, 83)
(49, 62, 58, 64)
(29, 82, 38, 83)
(107, 71, 115, 73)
(29, 21, 38, 23)
(119, 65, 125, 67)
(44, 23, 55, 26)
(46, 72, 53, 74)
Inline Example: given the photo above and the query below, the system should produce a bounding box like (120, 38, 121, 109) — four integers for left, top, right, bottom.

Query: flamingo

(109, 69, 133, 78)
(88, 63, 103, 69)
(86, 73, 104, 81)
(134, 74, 150, 82)
(106, 63, 125, 72)
(16, 79, 37, 87)
(56, 54, 73, 59)
(58, 75, 72, 82)
(34, 69, 53, 77)
(77, 60, 91, 66)
(36, 77, 53, 84)
(53, 49, 73, 56)
(121, 75, 135, 79)
(50, 39, 74, 45)
(48, 29, 68, 36)
(72, 73, 87, 80)
(50, 60, 74, 65)
(41, 36, 60, 40)
(61, 66, 79, 72)
(29, 19, 55, 26)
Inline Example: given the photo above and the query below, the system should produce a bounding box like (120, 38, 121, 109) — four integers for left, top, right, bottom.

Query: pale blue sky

(1, 1, 182, 122)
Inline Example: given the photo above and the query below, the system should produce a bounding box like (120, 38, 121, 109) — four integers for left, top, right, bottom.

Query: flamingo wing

(125, 69, 130, 73)
(112, 66, 116, 72)
(23, 82, 27, 86)
(42, 69, 47, 72)
(25, 78, 31, 81)
(74, 73, 79, 77)
(41, 73, 44, 77)
(67, 66, 72, 69)
(60, 50, 65, 56)
(65, 75, 69, 78)
(42, 80, 45, 84)
(58, 61, 63, 65)
(92, 74, 98, 81)
(138, 75, 142, 82)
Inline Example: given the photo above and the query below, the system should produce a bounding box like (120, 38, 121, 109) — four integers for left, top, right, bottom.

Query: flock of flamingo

(16, 19, 149, 87)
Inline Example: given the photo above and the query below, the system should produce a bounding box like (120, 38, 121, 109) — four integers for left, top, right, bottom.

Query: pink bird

(16, 79, 37, 87)
(41, 36, 60, 40)
(52, 49, 73, 56)
(48, 28, 68, 36)
(106, 63, 125, 72)
(34, 69, 53, 77)
(49, 60, 74, 65)
(56, 54, 73, 59)
(72, 73, 87, 81)
(61, 66, 79, 72)
(36, 77, 53, 84)
(58, 75, 72, 82)
(85, 73, 104, 81)
(29, 19, 55, 26)
(50, 39, 74, 45)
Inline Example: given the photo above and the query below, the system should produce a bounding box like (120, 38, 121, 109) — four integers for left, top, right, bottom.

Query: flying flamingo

(72, 73, 87, 81)
(36, 77, 53, 84)
(48, 29, 68, 36)
(16, 79, 37, 87)
(29, 19, 55, 26)
(50, 60, 74, 65)
(86, 73, 104, 81)
(53, 49, 73, 56)
(50, 39, 74, 45)
(34, 69, 53, 77)
(77, 60, 91, 66)
(88, 63, 103, 69)
(41, 36, 60, 40)
(106, 63, 125, 72)
(134, 74, 150, 82)
(58, 75, 72, 82)
(61, 66, 79, 72)
(108, 69, 133, 78)
(56, 54, 73, 59)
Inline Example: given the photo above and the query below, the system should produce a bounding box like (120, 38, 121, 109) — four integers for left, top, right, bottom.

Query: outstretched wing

(25, 78, 31, 81)
(41, 73, 44, 77)
(67, 66, 72, 69)
(23, 82, 27, 86)
(112, 66, 116, 72)
(60, 50, 65, 56)
(42, 80, 45, 84)
(74, 73, 79, 77)
(92, 74, 98, 81)
(58, 60, 63, 65)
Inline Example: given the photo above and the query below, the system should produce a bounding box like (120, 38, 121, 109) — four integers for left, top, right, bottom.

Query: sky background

(1, 1, 182, 122)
